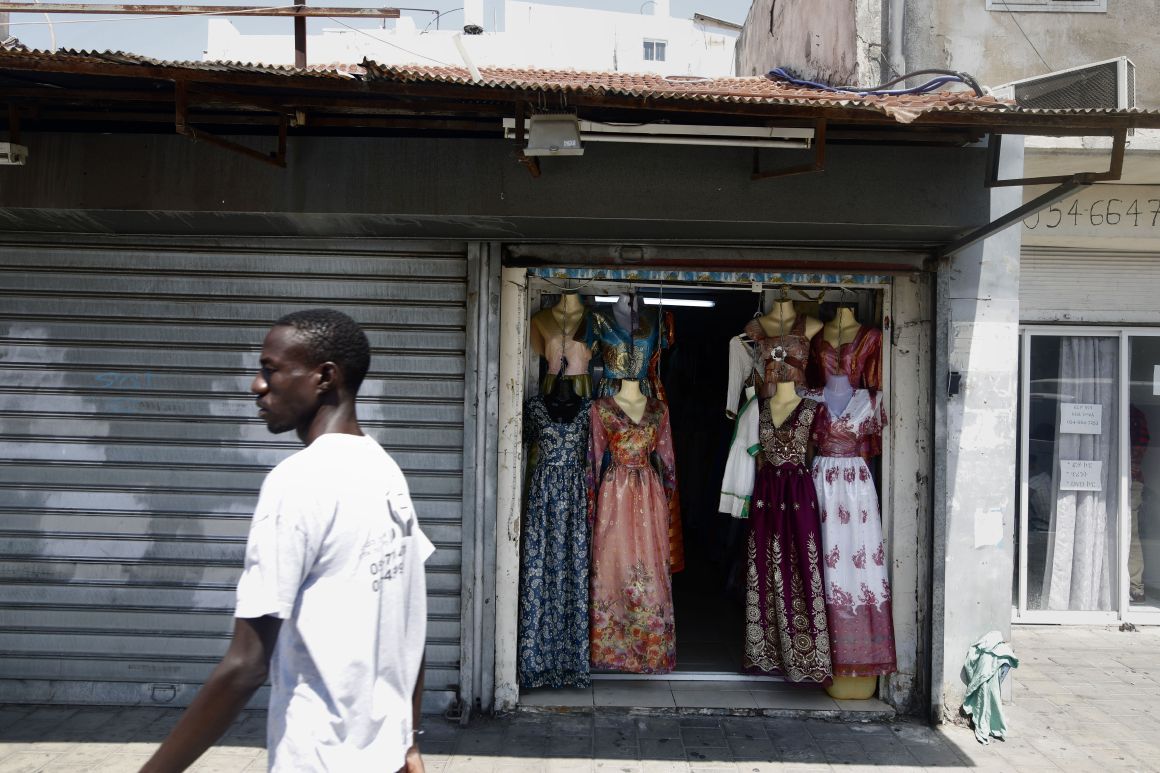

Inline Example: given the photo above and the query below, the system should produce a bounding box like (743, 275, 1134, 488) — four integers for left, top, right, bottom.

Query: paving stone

(638, 736, 685, 760)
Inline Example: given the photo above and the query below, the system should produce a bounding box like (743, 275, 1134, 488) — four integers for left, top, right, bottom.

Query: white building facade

(205, 0, 739, 77)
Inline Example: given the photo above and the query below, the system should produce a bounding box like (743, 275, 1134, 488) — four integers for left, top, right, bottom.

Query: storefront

(1014, 182, 1160, 625)
(490, 260, 927, 713)
(2, 49, 1158, 720)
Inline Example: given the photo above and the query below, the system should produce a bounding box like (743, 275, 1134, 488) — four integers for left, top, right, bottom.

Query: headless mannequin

(766, 379, 803, 428)
(544, 364, 582, 424)
(611, 292, 637, 334)
(823, 373, 854, 417)
(758, 299, 823, 341)
(822, 306, 861, 349)
(530, 292, 587, 357)
(819, 306, 861, 416)
(613, 378, 647, 423)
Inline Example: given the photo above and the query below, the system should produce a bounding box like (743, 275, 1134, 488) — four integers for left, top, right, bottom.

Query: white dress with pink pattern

(809, 389, 897, 677)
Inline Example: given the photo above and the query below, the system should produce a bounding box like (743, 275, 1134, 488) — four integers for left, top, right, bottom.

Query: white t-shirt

(235, 433, 435, 773)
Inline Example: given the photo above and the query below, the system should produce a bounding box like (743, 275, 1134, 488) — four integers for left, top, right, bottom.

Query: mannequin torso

(613, 379, 647, 423)
(758, 300, 823, 341)
(530, 293, 587, 358)
(766, 380, 802, 427)
(822, 307, 861, 349)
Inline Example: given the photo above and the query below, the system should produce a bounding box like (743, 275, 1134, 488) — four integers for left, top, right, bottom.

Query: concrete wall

(930, 137, 1024, 721)
(737, 0, 1154, 104)
(904, 0, 1158, 107)
(735, 0, 884, 84)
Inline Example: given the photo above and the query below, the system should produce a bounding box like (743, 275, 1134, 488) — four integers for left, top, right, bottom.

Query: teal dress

(589, 307, 669, 399)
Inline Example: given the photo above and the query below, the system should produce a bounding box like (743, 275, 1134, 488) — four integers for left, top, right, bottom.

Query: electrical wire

(4, 3, 299, 27)
(998, 0, 1054, 73)
(420, 6, 461, 34)
(768, 66, 985, 97)
(327, 16, 454, 66)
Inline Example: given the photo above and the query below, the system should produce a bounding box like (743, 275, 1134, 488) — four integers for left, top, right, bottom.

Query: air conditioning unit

(992, 56, 1135, 111)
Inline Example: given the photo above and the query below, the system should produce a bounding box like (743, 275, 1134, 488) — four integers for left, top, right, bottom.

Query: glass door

(1016, 327, 1160, 623)
(1128, 334, 1160, 615)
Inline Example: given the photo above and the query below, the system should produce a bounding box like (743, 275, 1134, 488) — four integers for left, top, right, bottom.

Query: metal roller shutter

(0, 237, 469, 710)
(1021, 247, 1160, 324)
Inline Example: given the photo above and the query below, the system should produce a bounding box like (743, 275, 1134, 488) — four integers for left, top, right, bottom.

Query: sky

(5, 0, 753, 61)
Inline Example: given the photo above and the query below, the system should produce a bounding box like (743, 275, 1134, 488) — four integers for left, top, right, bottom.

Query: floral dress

(810, 389, 896, 677)
(518, 396, 592, 688)
(587, 397, 677, 673)
(745, 397, 833, 683)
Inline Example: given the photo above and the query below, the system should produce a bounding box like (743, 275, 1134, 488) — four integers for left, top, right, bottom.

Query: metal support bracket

(985, 129, 1126, 187)
(937, 128, 1128, 258)
(174, 81, 287, 168)
(937, 177, 1088, 259)
(752, 118, 826, 181)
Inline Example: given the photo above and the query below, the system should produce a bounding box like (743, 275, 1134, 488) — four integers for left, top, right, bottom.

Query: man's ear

(316, 361, 340, 394)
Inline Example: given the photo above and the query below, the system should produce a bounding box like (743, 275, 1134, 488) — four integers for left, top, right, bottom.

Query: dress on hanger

(589, 307, 669, 399)
(539, 310, 594, 398)
(719, 389, 760, 518)
(806, 325, 882, 393)
(587, 397, 677, 674)
(745, 397, 833, 684)
(809, 389, 897, 677)
(518, 396, 593, 689)
(589, 306, 685, 573)
(725, 316, 811, 416)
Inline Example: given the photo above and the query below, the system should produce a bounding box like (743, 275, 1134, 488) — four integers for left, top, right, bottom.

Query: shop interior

(519, 275, 891, 701)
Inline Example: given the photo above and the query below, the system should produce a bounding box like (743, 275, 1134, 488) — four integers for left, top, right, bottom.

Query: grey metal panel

(0, 238, 468, 709)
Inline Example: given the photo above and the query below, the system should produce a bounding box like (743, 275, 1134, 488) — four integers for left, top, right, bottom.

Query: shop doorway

(520, 275, 891, 698)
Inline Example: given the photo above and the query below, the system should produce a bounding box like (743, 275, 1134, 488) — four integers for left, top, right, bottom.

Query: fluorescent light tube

(643, 298, 716, 308)
(595, 296, 620, 303)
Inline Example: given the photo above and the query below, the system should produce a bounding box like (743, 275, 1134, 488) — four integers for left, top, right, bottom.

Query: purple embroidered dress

(745, 397, 833, 683)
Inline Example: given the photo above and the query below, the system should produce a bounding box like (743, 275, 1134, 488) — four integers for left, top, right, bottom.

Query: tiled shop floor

(521, 679, 893, 717)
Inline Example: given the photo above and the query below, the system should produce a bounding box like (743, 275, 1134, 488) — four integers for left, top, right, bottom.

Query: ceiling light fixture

(522, 114, 584, 156)
(505, 118, 812, 149)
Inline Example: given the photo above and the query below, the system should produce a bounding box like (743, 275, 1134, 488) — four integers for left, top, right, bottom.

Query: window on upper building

(986, 0, 1106, 12)
(643, 39, 667, 61)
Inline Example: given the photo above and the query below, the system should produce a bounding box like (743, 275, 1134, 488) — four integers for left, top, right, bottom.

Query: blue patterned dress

(519, 396, 592, 689)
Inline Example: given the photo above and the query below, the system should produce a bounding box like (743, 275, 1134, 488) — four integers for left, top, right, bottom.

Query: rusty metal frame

(0, 2, 400, 16)
(984, 129, 1127, 187)
(751, 118, 826, 181)
(174, 81, 287, 168)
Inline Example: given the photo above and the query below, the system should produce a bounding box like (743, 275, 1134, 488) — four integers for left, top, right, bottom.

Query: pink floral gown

(587, 397, 678, 673)
(810, 389, 897, 676)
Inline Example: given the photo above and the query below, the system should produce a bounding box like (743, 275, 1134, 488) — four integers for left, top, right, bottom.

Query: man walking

(142, 309, 433, 773)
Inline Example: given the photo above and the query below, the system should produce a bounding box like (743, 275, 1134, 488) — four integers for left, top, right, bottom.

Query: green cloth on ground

(962, 630, 1019, 745)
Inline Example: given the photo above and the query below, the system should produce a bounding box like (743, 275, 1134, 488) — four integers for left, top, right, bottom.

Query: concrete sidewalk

(0, 624, 1157, 772)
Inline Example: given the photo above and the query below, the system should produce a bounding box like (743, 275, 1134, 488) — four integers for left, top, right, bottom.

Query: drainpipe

(888, 0, 906, 80)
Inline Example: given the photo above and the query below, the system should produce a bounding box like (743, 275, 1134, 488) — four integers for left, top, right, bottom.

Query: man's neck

(299, 402, 363, 445)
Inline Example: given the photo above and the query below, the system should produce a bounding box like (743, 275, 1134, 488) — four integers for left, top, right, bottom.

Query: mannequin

(613, 378, 647, 423)
(530, 291, 587, 357)
(544, 363, 583, 424)
(822, 306, 861, 349)
(726, 293, 823, 412)
(611, 292, 636, 334)
(766, 379, 802, 428)
(758, 298, 823, 342)
(823, 373, 855, 417)
(821, 307, 861, 415)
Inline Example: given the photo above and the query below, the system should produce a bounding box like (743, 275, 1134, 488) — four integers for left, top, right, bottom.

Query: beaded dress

(744, 397, 833, 683)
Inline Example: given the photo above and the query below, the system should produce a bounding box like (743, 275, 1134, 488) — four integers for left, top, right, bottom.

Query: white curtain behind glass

(1041, 337, 1120, 611)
